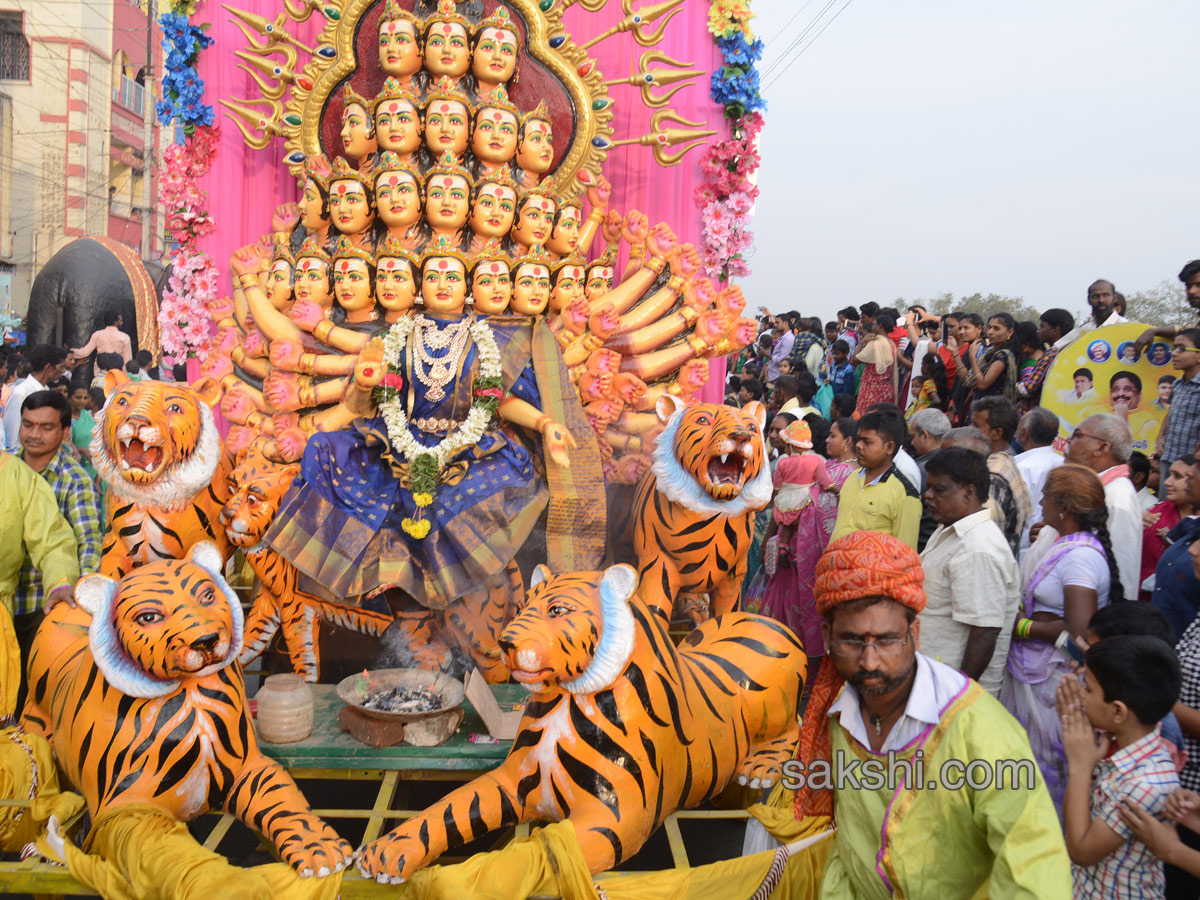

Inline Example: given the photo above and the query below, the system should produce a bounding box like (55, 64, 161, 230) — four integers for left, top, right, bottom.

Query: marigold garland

(698, 0, 765, 283)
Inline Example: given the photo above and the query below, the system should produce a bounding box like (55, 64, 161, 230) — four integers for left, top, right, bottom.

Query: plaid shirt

(1015, 345, 1059, 415)
(15, 446, 102, 616)
(1161, 370, 1200, 464)
(1072, 729, 1180, 899)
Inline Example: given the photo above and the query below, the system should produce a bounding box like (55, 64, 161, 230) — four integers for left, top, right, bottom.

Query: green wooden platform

(257, 683, 526, 770)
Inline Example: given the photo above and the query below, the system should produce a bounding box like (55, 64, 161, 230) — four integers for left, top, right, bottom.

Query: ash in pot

(362, 685, 442, 713)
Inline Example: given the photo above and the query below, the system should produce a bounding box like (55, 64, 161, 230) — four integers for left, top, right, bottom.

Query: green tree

(894, 293, 1043, 322)
(1124, 280, 1195, 328)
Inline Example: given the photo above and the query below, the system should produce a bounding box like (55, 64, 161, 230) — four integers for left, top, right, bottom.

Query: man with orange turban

(795, 531, 1070, 898)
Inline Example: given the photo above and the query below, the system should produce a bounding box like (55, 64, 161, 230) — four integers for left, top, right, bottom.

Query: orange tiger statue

(21, 543, 353, 878)
(221, 442, 393, 682)
(92, 371, 230, 577)
(355, 563, 805, 883)
(631, 397, 771, 622)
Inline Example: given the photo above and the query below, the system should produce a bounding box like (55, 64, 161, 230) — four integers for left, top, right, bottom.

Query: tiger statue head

(74, 542, 245, 698)
(499, 564, 637, 694)
(220, 441, 300, 550)
(650, 396, 772, 516)
(92, 371, 223, 509)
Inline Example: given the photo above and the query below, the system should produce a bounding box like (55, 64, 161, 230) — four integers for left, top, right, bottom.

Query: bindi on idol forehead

(527, 120, 550, 135)
(480, 27, 515, 44)
(381, 172, 413, 187)
(298, 258, 326, 272)
(380, 20, 412, 35)
(521, 265, 550, 279)
(380, 101, 412, 116)
(333, 180, 366, 197)
(379, 258, 404, 271)
(271, 260, 291, 273)
(562, 266, 584, 279)
(335, 259, 367, 273)
(481, 184, 516, 201)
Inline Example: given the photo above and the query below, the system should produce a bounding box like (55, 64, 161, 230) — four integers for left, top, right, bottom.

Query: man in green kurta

(793, 530, 1071, 898)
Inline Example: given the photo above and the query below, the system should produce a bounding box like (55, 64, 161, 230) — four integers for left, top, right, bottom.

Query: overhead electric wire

(759, 0, 840, 79)
(762, 0, 856, 93)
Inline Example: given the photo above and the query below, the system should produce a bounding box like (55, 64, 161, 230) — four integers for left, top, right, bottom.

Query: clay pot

(255, 673, 314, 743)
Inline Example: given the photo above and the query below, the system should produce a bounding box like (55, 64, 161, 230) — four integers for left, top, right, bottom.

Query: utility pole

(140, 0, 156, 260)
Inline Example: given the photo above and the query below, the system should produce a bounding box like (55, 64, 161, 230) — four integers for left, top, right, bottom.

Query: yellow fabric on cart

(403, 818, 835, 900)
(0, 604, 19, 720)
(35, 803, 344, 900)
(0, 726, 86, 852)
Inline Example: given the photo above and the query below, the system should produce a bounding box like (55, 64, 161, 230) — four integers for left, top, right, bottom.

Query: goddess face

(377, 18, 421, 78)
(300, 178, 329, 231)
(421, 256, 468, 313)
(340, 102, 377, 161)
(511, 262, 550, 315)
(546, 205, 582, 256)
(471, 107, 519, 165)
(550, 264, 585, 314)
(294, 257, 333, 309)
(376, 257, 418, 313)
(472, 26, 518, 85)
(425, 22, 470, 79)
(511, 193, 556, 247)
(329, 179, 374, 235)
(425, 174, 470, 231)
(375, 99, 422, 154)
(468, 183, 517, 239)
(586, 265, 614, 301)
(515, 118, 554, 174)
(471, 260, 512, 315)
(267, 260, 293, 308)
(375, 170, 422, 230)
(424, 100, 470, 158)
(468, 181, 516, 240)
(333, 258, 374, 313)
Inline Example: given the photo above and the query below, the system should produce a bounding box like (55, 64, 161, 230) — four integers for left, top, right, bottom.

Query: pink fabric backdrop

(195, 0, 728, 401)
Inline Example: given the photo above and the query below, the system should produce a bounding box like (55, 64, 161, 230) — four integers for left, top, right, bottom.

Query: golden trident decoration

(219, 97, 300, 150)
(223, 6, 334, 59)
(603, 108, 717, 167)
(602, 51, 704, 108)
(578, 0, 687, 51)
(234, 48, 308, 100)
(554, 0, 609, 11)
(281, 0, 344, 23)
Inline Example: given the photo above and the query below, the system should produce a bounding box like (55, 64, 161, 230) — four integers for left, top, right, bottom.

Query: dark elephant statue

(26, 237, 167, 379)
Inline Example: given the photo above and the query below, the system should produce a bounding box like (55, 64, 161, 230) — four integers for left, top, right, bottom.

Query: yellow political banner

(1043, 322, 1174, 454)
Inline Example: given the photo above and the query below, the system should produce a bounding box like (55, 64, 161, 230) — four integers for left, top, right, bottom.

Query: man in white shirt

(1014, 407, 1063, 559)
(3, 345, 71, 449)
(919, 447, 1020, 696)
(1050, 280, 1130, 357)
(767, 315, 794, 383)
(1064, 413, 1142, 600)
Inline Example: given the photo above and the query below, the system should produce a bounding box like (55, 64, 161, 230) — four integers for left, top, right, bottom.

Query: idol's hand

(646, 223, 678, 258)
(622, 211, 649, 245)
(669, 244, 701, 280)
(264, 371, 303, 412)
(355, 339, 386, 390)
(602, 210, 624, 246)
(685, 278, 716, 311)
(290, 300, 325, 332)
(231, 244, 268, 278)
(270, 339, 304, 369)
(586, 175, 612, 212)
(243, 329, 267, 358)
(588, 304, 620, 338)
(541, 420, 577, 468)
(276, 427, 308, 461)
(273, 202, 301, 234)
(221, 388, 256, 424)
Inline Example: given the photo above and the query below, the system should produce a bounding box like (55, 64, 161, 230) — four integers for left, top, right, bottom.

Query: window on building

(0, 12, 30, 82)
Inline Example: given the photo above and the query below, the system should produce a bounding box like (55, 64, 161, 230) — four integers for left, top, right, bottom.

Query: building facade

(0, 0, 163, 317)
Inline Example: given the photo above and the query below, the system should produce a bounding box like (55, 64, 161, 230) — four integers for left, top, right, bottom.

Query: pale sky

(739, 0, 1200, 324)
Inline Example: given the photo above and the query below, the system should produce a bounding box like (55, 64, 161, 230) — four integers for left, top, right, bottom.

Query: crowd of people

(736, 260, 1200, 897)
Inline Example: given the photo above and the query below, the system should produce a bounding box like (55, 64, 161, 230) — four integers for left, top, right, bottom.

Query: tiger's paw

(355, 830, 424, 884)
(279, 824, 354, 878)
(736, 749, 789, 791)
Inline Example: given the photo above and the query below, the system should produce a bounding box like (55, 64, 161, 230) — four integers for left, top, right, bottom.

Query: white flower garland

(378, 314, 502, 470)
